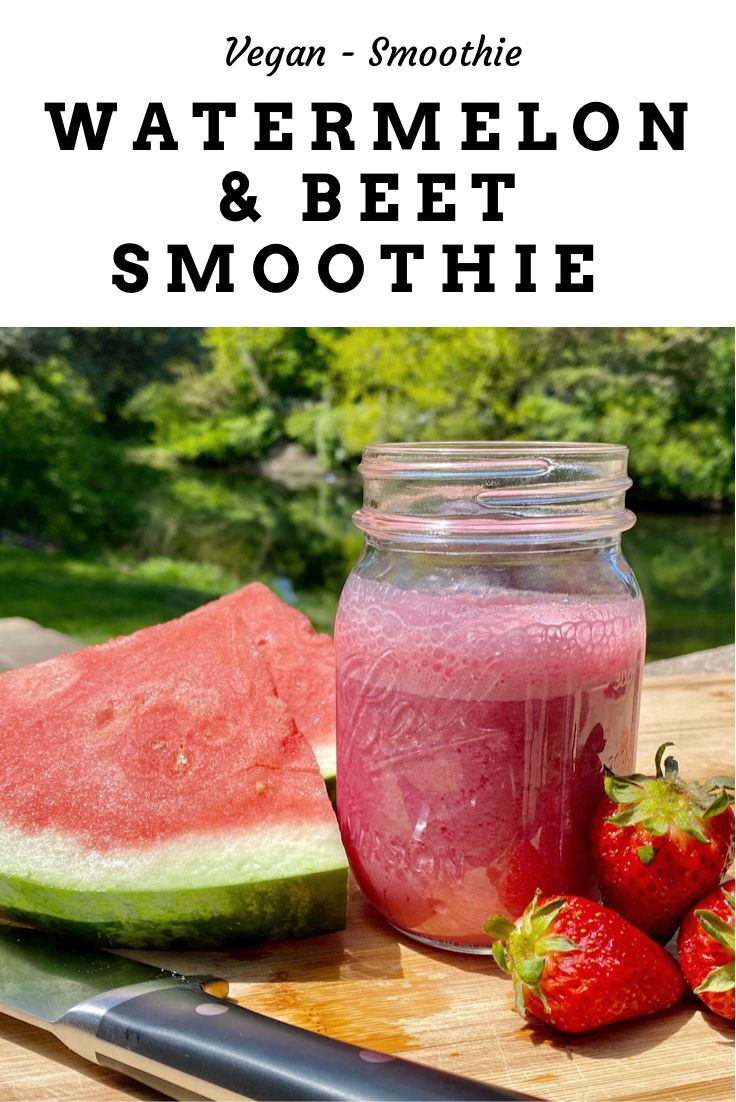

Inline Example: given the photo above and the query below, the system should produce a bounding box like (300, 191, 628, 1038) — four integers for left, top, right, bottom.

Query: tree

(129, 328, 328, 463)
(0, 357, 149, 548)
(287, 327, 541, 464)
(513, 328, 734, 504)
(57, 327, 205, 426)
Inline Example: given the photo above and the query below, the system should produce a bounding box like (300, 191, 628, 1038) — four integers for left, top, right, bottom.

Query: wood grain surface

(0, 674, 733, 1102)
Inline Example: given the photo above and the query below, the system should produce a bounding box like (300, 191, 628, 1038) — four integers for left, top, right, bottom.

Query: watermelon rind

(0, 869, 347, 949)
(0, 821, 347, 949)
(0, 587, 346, 949)
(314, 745, 337, 804)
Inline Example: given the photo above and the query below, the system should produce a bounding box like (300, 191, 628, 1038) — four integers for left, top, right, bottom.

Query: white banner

(0, 0, 732, 324)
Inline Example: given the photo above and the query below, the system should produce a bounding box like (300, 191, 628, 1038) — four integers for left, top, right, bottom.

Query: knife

(0, 926, 538, 1101)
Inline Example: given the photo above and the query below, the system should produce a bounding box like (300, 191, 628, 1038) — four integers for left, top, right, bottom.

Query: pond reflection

(138, 470, 733, 660)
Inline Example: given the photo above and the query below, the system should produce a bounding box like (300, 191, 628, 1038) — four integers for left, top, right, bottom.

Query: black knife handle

(92, 985, 538, 1101)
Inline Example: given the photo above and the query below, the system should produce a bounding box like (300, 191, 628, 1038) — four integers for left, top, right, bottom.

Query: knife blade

(0, 925, 539, 1101)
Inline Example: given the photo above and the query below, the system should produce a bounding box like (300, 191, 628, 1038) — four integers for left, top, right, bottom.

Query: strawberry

(591, 743, 734, 941)
(677, 879, 735, 1021)
(484, 890, 685, 1033)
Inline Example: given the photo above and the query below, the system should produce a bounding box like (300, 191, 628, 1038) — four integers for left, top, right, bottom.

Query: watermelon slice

(0, 597, 347, 949)
(225, 584, 337, 799)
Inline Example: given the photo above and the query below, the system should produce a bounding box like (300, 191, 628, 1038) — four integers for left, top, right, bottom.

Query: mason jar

(335, 442, 646, 952)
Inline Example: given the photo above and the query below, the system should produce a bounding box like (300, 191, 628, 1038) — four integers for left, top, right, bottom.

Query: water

(621, 512, 735, 660)
(138, 469, 733, 662)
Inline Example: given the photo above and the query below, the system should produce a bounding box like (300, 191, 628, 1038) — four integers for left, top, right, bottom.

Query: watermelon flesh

(0, 594, 347, 948)
(227, 584, 337, 796)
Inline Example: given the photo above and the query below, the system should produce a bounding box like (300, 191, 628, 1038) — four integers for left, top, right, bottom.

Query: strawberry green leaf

(537, 935, 577, 954)
(519, 892, 540, 935)
(605, 805, 652, 828)
(703, 791, 733, 818)
(605, 767, 649, 784)
(517, 956, 546, 987)
(724, 891, 735, 911)
(695, 960, 735, 994)
(513, 978, 526, 1017)
(604, 777, 645, 804)
(533, 897, 566, 921)
(637, 844, 657, 865)
(533, 983, 551, 1014)
(484, 915, 516, 940)
(680, 821, 711, 844)
(655, 742, 675, 778)
(531, 898, 567, 932)
(706, 775, 735, 792)
(492, 941, 510, 973)
(695, 909, 735, 952)
(643, 810, 676, 836)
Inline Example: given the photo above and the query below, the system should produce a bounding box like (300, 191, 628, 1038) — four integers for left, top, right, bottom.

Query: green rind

(0, 867, 347, 950)
(313, 743, 337, 801)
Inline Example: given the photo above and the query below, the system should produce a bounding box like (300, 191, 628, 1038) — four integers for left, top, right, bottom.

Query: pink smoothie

(335, 577, 646, 949)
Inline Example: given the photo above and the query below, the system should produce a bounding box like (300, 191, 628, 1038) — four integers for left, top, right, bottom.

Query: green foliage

(0, 327, 732, 561)
(512, 328, 734, 505)
(0, 360, 148, 550)
(279, 327, 734, 506)
(289, 327, 531, 463)
(54, 328, 205, 424)
(130, 328, 327, 462)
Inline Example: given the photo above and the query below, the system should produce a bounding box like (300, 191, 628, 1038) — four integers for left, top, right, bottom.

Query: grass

(0, 546, 237, 643)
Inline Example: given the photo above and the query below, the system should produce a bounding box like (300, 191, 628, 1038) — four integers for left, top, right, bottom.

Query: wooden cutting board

(0, 673, 733, 1102)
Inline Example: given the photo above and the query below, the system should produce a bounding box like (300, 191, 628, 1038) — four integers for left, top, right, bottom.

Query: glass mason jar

(335, 442, 646, 953)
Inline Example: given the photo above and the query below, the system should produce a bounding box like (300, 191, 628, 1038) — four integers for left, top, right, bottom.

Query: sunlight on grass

(0, 547, 235, 643)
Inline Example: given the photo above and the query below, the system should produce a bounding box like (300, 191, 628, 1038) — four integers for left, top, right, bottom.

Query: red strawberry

(591, 743, 734, 941)
(484, 890, 685, 1033)
(677, 879, 735, 1021)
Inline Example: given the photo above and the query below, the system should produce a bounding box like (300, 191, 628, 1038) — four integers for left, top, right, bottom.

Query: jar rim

(360, 440, 628, 477)
(355, 439, 636, 544)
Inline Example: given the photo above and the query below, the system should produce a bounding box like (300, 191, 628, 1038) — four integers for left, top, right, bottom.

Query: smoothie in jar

(336, 580, 645, 949)
(335, 441, 646, 952)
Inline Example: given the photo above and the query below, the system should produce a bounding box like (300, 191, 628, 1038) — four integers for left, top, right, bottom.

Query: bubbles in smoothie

(336, 575, 645, 702)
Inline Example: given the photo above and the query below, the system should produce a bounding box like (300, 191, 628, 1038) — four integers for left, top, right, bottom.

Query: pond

(136, 470, 733, 662)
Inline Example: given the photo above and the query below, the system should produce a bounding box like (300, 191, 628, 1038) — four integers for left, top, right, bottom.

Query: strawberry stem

(655, 742, 675, 779)
(663, 755, 680, 781)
